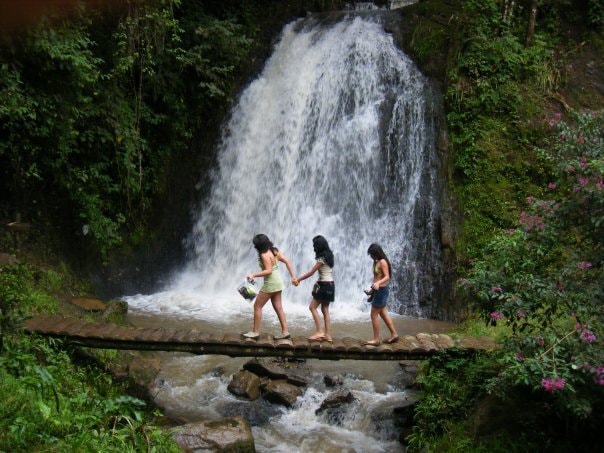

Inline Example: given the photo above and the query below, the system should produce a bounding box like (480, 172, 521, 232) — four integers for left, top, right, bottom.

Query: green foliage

(406, 351, 509, 452)
(447, 0, 561, 255)
(0, 264, 58, 338)
(0, 0, 255, 262)
(461, 111, 603, 438)
(0, 335, 179, 452)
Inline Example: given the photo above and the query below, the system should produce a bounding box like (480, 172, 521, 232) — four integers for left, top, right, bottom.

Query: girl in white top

(294, 235, 335, 342)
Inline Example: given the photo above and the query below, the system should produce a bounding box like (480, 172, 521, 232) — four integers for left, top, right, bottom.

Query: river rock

(172, 416, 255, 452)
(101, 299, 128, 322)
(243, 358, 308, 387)
(324, 374, 343, 387)
(262, 380, 303, 407)
(71, 297, 107, 312)
(228, 370, 261, 400)
(315, 389, 355, 415)
(243, 358, 288, 380)
(129, 355, 161, 388)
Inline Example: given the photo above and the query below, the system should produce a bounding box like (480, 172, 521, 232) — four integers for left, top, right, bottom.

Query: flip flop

(362, 340, 380, 346)
(308, 334, 326, 341)
(241, 331, 260, 339)
(384, 335, 400, 344)
(323, 337, 333, 343)
(274, 333, 291, 340)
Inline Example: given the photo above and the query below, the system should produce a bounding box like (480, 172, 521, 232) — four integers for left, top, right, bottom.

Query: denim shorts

(371, 286, 389, 308)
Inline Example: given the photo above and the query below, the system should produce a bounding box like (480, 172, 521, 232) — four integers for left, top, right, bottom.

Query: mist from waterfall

(126, 12, 443, 321)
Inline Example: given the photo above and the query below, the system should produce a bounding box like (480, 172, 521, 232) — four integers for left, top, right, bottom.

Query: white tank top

(317, 257, 334, 282)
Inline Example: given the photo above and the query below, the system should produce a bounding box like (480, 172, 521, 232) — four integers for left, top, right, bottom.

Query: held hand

(372, 282, 379, 291)
(292, 278, 300, 287)
(246, 274, 255, 283)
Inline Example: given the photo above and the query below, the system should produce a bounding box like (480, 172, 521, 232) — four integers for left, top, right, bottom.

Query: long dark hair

(253, 234, 278, 257)
(367, 243, 392, 276)
(313, 235, 334, 267)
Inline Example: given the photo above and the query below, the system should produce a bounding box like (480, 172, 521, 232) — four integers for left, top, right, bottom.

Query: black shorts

(312, 281, 335, 302)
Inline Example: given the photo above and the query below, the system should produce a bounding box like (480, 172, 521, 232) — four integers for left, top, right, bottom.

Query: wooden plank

(342, 337, 362, 352)
(222, 332, 242, 345)
(332, 338, 346, 352)
(275, 338, 294, 349)
(292, 336, 308, 350)
(433, 334, 455, 349)
(257, 333, 275, 347)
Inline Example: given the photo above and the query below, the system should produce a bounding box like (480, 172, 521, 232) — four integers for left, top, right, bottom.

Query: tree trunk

(525, 0, 538, 46)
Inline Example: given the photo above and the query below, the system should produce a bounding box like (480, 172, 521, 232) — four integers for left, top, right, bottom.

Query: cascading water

(126, 10, 444, 321)
(124, 8, 451, 452)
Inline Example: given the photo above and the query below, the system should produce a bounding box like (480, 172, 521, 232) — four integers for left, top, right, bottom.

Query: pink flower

(579, 156, 588, 169)
(596, 180, 604, 190)
(580, 330, 596, 343)
(579, 177, 589, 186)
(578, 262, 592, 269)
(577, 135, 585, 144)
(516, 310, 526, 318)
(541, 377, 565, 392)
(547, 182, 557, 190)
(536, 336, 545, 346)
(490, 312, 504, 319)
(491, 286, 503, 293)
(515, 353, 525, 360)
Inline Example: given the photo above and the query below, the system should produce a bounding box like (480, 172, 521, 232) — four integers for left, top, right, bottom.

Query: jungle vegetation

(1, 0, 602, 451)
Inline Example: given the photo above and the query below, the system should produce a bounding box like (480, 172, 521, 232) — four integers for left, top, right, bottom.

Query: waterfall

(128, 11, 444, 320)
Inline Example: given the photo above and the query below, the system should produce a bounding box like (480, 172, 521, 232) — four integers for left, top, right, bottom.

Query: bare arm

(296, 261, 322, 282)
(246, 252, 273, 282)
(276, 251, 296, 280)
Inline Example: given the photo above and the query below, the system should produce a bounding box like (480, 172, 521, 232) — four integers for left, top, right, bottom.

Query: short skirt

(371, 286, 389, 308)
(312, 281, 335, 303)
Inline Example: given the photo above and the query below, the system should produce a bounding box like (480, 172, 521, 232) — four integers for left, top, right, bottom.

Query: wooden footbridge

(23, 315, 496, 361)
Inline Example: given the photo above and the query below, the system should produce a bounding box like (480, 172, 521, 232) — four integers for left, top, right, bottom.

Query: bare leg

(270, 291, 289, 335)
(379, 307, 398, 338)
(252, 292, 271, 333)
(309, 299, 324, 337)
(370, 306, 381, 341)
(321, 302, 332, 340)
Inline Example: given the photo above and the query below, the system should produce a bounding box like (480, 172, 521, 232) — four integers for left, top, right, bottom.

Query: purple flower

(490, 312, 504, 319)
(578, 262, 592, 270)
(547, 182, 557, 190)
(541, 377, 566, 392)
(515, 353, 526, 360)
(579, 156, 588, 169)
(580, 330, 596, 343)
(491, 286, 503, 293)
(597, 180, 604, 190)
(516, 310, 526, 318)
(579, 177, 589, 186)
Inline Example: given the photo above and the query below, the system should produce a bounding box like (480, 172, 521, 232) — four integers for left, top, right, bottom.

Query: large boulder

(243, 358, 308, 387)
(315, 389, 355, 415)
(262, 380, 303, 408)
(228, 370, 262, 400)
(172, 416, 255, 452)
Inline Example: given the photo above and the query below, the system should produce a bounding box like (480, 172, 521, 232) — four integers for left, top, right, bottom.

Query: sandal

(274, 333, 291, 340)
(308, 334, 326, 341)
(323, 337, 333, 343)
(362, 339, 380, 346)
(242, 331, 260, 339)
(384, 335, 400, 344)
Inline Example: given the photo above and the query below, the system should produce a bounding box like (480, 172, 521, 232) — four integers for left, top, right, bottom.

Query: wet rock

(220, 399, 281, 426)
(243, 358, 308, 387)
(172, 416, 255, 452)
(393, 399, 419, 445)
(70, 297, 107, 312)
(100, 299, 128, 324)
(228, 370, 261, 400)
(324, 374, 343, 387)
(243, 358, 288, 380)
(315, 389, 355, 415)
(129, 355, 161, 389)
(262, 380, 303, 408)
(0, 252, 19, 266)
